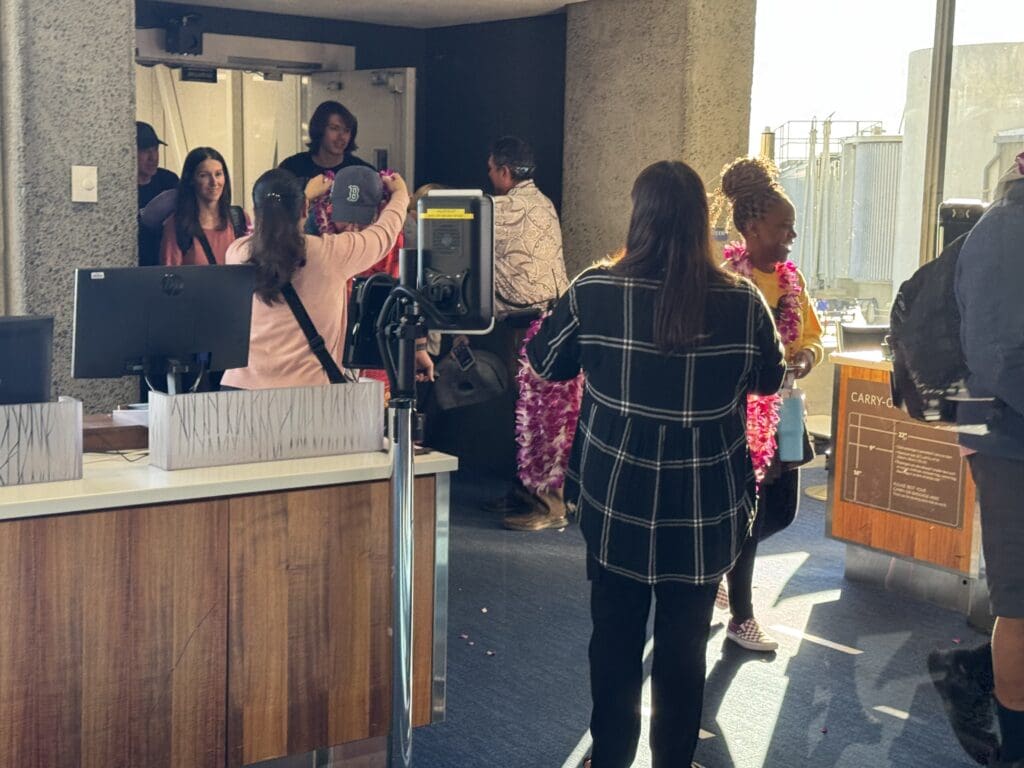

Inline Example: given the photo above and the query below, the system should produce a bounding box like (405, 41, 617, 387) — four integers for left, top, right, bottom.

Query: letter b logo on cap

(346, 185, 360, 203)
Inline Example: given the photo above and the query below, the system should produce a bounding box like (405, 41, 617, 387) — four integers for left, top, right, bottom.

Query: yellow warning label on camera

(421, 208, 474, 220)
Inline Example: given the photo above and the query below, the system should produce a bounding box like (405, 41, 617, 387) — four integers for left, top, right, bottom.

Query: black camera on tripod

(344, 190, 496, 375)
(416, 191, 495, 333)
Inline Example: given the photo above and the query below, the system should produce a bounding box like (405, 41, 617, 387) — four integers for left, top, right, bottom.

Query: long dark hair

(248, 169, 307, 304)
(307, 100, 359, 154)
(611, 161, 734, 351)
(174, 147, 232, 249)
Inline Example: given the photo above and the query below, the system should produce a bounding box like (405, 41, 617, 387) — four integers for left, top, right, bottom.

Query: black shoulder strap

(229, 206, 247, 237)
(280, 283, 346, 384)
(185, 211, 246, 265)
(195, 232, 218, 266)
(176, 225, 192, 259)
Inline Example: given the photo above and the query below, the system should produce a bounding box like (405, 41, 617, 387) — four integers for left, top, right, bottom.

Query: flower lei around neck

(310, 170, 339, 234)
(724, 242, 803, 483)
(515, 316, 584, 495)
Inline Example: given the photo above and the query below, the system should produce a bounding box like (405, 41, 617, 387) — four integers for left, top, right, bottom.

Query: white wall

(137, 64, 304, 214)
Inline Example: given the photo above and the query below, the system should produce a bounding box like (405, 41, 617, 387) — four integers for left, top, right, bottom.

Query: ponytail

(248, 169, 307, 304)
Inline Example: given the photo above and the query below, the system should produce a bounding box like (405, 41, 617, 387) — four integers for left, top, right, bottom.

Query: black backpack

(888, 234, 969, 423)
(344, 273, 397, 370)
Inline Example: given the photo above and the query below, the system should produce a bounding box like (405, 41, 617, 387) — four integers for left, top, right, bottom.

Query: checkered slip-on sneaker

(715, 580, 729, 611)
(727, 618, 779, 652)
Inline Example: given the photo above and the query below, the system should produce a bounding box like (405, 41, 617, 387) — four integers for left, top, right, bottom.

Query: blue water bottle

(777, 373, 805, 462)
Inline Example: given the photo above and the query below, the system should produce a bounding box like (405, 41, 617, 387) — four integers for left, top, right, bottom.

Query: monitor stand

(163, 358, 200, 396)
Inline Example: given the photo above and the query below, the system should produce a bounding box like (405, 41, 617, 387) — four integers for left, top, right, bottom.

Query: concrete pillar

(1, 0, 137, 411)
(562, 0, 757, 276)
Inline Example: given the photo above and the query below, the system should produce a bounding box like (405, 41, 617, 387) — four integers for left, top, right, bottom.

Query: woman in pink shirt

(221, 168, 411, 390)
(159, 147, 246, 266)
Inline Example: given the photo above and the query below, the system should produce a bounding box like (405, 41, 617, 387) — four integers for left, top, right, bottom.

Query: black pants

(727, 468, 801, 622)
(968, 453, 1024, 618)
(588, 564, 717, 768)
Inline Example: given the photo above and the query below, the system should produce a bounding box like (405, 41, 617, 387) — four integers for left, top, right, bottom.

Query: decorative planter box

(148, 383, 385, 471)
(0, 397, 83, 486)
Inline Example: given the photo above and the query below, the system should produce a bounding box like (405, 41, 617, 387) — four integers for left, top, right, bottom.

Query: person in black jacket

(527, 160, 785, 768)
(941, 154, 1024, 768)
(137, 121, 178, 267)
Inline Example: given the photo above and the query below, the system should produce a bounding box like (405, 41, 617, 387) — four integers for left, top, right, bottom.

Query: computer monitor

(72, 265, 255, 394)
(0, 316, 53, 405)
(838, 323, 890, 354)
(939, 199, 987, 252)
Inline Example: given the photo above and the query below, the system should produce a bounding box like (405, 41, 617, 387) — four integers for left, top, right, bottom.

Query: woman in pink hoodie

(221, 168, 413, 390)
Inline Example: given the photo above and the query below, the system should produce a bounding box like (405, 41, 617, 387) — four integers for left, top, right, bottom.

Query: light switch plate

(71, 165, 98, 203)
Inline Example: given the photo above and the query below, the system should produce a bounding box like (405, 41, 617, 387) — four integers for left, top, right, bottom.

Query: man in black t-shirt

(137, 121, 178, 267)
(279, 101, 374, 187)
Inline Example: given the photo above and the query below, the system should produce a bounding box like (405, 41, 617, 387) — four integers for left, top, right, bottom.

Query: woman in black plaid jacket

(526, 161, 786, 768)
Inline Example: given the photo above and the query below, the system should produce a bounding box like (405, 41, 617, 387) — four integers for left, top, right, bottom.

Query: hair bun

(720, 156, 779, 202)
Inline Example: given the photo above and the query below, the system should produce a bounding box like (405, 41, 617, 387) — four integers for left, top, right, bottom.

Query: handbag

(344, 273, 396, 370)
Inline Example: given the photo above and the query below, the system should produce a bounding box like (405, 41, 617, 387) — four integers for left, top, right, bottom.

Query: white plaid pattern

(526, 268, 786, 584)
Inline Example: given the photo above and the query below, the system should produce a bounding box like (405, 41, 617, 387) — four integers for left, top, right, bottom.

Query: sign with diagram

(841, 378, 967, 528)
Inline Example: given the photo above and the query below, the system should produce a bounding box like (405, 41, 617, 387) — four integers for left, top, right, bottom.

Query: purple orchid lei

(514, 316, 584, 495)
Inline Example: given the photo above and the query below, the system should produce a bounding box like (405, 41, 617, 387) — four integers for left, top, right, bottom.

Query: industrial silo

(835, 135, 902, 285)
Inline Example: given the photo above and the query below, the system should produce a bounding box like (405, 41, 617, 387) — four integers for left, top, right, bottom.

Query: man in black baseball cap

(137, 121, 167, 150)
(136, 121, 178, 268)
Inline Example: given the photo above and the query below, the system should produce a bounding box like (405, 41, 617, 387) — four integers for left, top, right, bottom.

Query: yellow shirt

(748, 266, 824, 366)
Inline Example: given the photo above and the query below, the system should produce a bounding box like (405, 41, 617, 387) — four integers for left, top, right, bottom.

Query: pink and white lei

(514, 316, 584, 495)
(724, 242, 803, 484)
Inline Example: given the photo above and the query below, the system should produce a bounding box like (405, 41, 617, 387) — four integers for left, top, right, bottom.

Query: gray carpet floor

(411, 462, 988, 768)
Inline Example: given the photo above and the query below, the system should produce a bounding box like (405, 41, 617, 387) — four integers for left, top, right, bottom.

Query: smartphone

(451, 343, 475, 372)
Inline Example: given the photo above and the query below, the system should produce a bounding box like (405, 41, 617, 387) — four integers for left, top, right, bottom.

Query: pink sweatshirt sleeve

(159, 216, 184, 266)
(318, 189, 410, 280)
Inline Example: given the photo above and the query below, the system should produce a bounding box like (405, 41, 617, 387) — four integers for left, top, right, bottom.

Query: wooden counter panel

(830, 364, 977, 573)
(228, 476, 437, 767)
(0, 470, 444, 768)
(0, 502, 228, 768)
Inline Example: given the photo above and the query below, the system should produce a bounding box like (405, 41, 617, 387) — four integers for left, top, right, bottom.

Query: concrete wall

(2, 0, 137, 411)
(561, 0, 757, 276)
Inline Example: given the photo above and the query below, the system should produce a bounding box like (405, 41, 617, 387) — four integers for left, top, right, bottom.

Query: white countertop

(0, 449, 458, 522)
(830, 350, 894, 373)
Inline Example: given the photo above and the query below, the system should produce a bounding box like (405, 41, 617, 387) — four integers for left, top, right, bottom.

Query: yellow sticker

(421, 208, 474, 220)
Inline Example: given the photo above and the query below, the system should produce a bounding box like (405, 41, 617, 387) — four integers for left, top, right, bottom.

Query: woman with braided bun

(714, 155, 824, 652)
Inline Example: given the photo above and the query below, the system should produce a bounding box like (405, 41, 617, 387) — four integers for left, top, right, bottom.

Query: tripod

(378, 258, 435, 768)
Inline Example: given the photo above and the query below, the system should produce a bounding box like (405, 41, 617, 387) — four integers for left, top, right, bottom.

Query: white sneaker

(727, 618, 779, 652)
(715, 580, 729, 612)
